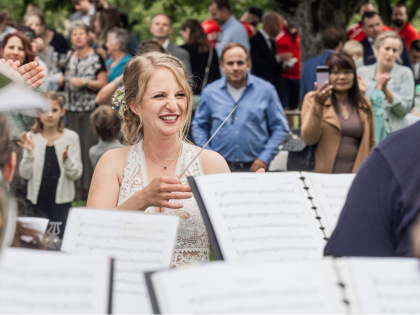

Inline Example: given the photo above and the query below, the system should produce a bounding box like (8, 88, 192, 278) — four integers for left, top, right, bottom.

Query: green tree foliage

(1, 0, 418, 59)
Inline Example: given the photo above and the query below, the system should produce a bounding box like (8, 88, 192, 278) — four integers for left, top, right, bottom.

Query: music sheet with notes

(148, 260, 345, 314)
(61, 208, 179, 314)
(0, 247, 112, 314)
(340, 258, 420, 314)
(302, 172, 355, 236)
(194, 172, 325, 263)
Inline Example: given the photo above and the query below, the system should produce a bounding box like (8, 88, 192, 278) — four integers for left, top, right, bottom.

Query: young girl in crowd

(18, 92, 82, 237)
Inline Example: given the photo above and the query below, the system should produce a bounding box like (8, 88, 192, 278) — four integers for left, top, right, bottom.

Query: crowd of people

(1, 0, 420, 263)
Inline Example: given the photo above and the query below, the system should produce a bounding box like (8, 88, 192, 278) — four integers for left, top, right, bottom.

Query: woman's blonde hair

(31, 92, 66, 133)
(374, 31, 403, 54)
(121, 52, 192, 145)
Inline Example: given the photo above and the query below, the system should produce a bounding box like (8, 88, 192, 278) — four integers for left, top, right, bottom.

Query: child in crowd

(18, 92, 82, 238)
(89, 105, 124, 169)
(343, 40, 364, 68)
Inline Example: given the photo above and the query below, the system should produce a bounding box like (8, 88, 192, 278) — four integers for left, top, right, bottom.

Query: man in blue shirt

(209, 0, 250, 58)
(192, 43, 289, 172)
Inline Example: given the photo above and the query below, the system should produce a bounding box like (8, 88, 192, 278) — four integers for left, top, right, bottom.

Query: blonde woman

(358, 31, 414, 143)
(87, 52, 229, 268)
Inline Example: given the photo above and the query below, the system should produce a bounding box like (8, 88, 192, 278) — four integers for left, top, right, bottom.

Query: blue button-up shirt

(192, 74, 290, 164)
(216, 16, 250, 58)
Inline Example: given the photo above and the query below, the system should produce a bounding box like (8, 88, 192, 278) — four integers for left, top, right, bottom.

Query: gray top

(89, 139, 125, 168)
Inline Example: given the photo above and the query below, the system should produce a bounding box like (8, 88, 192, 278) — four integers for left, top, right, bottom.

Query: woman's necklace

(337, 99, 350, 120)
(144, 149, 181, 171)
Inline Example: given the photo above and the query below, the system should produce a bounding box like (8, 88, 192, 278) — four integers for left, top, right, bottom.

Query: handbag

(268, 131, 315, 172)
(192, 48, 213, 110)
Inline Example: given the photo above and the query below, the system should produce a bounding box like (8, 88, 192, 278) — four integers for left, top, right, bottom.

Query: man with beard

(361, 11, 411, 68)
(390, 2, 419, 50)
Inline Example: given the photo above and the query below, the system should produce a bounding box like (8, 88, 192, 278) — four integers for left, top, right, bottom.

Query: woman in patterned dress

(87, 52, 229, 267)
(57, 21, 107, 200)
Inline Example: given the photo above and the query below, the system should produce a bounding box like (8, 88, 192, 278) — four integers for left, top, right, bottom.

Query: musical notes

(150, 260, 344, 314)
(61, 208, 179, 314)
(195, 172, 325, 262)
(0, 248, 111, 314)
(303, 172, 355, 234)
(347, 258, 420, 314)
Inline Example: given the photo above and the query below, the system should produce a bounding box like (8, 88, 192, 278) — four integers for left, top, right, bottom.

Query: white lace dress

(117, 140, 210, 268)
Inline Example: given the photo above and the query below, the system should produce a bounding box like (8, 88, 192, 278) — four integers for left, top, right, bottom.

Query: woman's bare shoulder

(193, 145, 230, 175)
(96, 146, 130, 174)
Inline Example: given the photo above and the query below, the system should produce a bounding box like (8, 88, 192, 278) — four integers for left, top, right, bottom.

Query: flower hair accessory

(112, 86, 127, 111)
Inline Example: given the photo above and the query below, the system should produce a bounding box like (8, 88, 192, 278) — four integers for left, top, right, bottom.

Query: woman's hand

(137, 176, 193, 211)
(313, 81, 333, 105)
(375, 73, 389, 90)
(17, 132, 34, 152)
(69, 77, 87, 88)
(357, 75, 367, 94)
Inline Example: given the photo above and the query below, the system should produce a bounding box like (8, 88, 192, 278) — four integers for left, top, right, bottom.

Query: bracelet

(113, 77, 122, 87)
(84, 78, 88, 87)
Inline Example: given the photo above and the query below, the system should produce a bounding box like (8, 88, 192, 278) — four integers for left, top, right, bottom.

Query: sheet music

(195, 172, 325, 262)
(302, 172, 355, 235)
(0, 247, 111, 314)
(345, 258, 420, 314)
(61, 208, 179, 314)
(151, 260, 345, 314)
(16, 217, 49, 242)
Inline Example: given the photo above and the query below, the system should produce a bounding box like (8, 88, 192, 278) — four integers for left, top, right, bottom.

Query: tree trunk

(270, 0, 365, 62)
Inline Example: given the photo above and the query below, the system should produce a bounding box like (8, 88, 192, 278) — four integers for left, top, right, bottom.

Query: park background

(3, 0, 420, 61)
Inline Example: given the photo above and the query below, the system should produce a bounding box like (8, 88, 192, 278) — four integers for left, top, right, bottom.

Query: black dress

(34, 146, 71, 238)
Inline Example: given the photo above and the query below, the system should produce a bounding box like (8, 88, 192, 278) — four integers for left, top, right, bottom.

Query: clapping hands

(62, 144, 70, 161)
(375, 73, 390, 91)
(17, 132, 34, 152)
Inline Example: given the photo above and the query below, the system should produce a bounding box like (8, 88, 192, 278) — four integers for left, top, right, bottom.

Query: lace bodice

(117, 140, 209, 268)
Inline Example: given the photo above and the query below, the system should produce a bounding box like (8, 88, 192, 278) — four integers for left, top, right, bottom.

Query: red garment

(391, 21, 420, 50)
(241, 22, 257, 38)
(347, 22, 365, 41)
(346, 22, 391, 42)
(275, 24, 301, 79)
(202, 18, 221, 49)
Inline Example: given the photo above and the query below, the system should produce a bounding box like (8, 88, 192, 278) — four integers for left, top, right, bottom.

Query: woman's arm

(86, 71, 108, 91)
(87, 148, 193, 210)
(200, 149, 230, 174)
(87, 148, 127, 209)
(378, 69, 415, 117)
(95, 74, 122, 106)
(301, 90, 330, 146)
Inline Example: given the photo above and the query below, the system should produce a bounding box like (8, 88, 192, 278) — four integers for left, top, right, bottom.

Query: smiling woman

(0, 32, 35, 66)
(87, 52, 230, 268)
